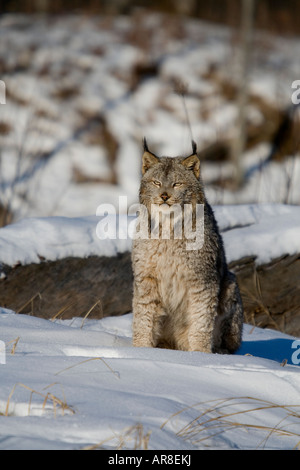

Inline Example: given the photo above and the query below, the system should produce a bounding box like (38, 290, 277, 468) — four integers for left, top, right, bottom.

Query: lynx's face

(139, 145, 204, 210)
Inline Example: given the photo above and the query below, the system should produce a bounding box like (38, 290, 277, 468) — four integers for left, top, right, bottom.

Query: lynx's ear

(142, 138, 159, 175)
(181, 142, 200, 179)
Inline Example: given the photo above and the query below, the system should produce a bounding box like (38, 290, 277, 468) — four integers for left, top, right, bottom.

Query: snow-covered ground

(0, 309, 300, 450)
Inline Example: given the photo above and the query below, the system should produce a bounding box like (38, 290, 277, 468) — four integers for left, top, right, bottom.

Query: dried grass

(241, 268, 282, 331)
(54, 357, 120, 379)
(17, 292, 42, 315)
(82, 396, 300, 450)
(50, 298, 102, 324)
(5, 336, 20, 355)
(4, 382, 75, 417)
(82, 423, 151, 450)
(80, 300, 102, 329)
(50, 300, 77, 321)
(161, 396, 300, 449)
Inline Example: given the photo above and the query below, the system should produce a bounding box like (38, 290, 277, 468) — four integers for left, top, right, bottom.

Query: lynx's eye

(152, 180, 161, 187)
(173, 182, 183, 188)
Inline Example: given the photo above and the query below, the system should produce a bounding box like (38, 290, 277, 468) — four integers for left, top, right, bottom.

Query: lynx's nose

(160, 192, 170, 202)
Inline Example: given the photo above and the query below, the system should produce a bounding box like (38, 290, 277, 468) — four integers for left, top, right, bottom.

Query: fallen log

(229, 253, 300, 337)
(0, 253, 133, 321)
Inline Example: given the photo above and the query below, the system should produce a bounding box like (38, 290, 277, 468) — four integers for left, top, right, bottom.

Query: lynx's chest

(136, 239, 190, 312)
(158, 259, 188, 313)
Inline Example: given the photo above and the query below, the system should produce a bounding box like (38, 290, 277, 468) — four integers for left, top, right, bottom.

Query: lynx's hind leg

(214, 272, 243, 354)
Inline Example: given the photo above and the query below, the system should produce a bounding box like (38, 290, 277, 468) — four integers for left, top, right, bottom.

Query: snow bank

(0, 215, 132, 266)
(0, 204, 299, 267)
(215, 203, 300, 264)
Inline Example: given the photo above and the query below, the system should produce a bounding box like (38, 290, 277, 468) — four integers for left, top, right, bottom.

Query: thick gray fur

(132, 140, 243, 353)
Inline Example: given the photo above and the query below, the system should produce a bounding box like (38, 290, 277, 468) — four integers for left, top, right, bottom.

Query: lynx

(132, 139, 243, 354)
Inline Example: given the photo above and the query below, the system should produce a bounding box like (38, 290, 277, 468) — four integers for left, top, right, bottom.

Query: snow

(0, 308, 299, 450)
(215, 203, 300, 264)
(0, 203, 299, 268)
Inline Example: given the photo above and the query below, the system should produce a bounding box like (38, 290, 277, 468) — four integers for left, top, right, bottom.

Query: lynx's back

(132, 140, 243, 353)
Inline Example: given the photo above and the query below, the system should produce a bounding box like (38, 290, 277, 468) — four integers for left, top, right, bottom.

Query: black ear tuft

(191, 140, 197, 155)
(142, 138, 160, 175)
(143, 137, 149, 153)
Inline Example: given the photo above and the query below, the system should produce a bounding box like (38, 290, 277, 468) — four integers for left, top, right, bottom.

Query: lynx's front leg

(187, 287, 218, 353)
(132, 277, 164, 348)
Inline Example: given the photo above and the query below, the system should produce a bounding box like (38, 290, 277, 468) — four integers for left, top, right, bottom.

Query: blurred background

(0, 0, 299, 225)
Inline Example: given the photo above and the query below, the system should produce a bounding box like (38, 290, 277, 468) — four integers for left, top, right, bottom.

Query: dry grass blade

(5, 336, 20, 355)
(80, 300, 102, 329)
(116, 423, 151, 450)
(161, 396, 233, 430)
(82, 423, 151, 450)
(4, 382, 75, 417)
(17, 292, 41, 315)
(54, 357, 120, 379)
(50, 300, 77, 321)
(258, 410, 300, 449)
(82, 435, 115, 450)
(241, 268, 282, 331)
(162, 396, 300, 449)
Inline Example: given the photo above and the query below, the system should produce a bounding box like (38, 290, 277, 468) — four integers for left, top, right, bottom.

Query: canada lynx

(132, 139, 243, 354)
